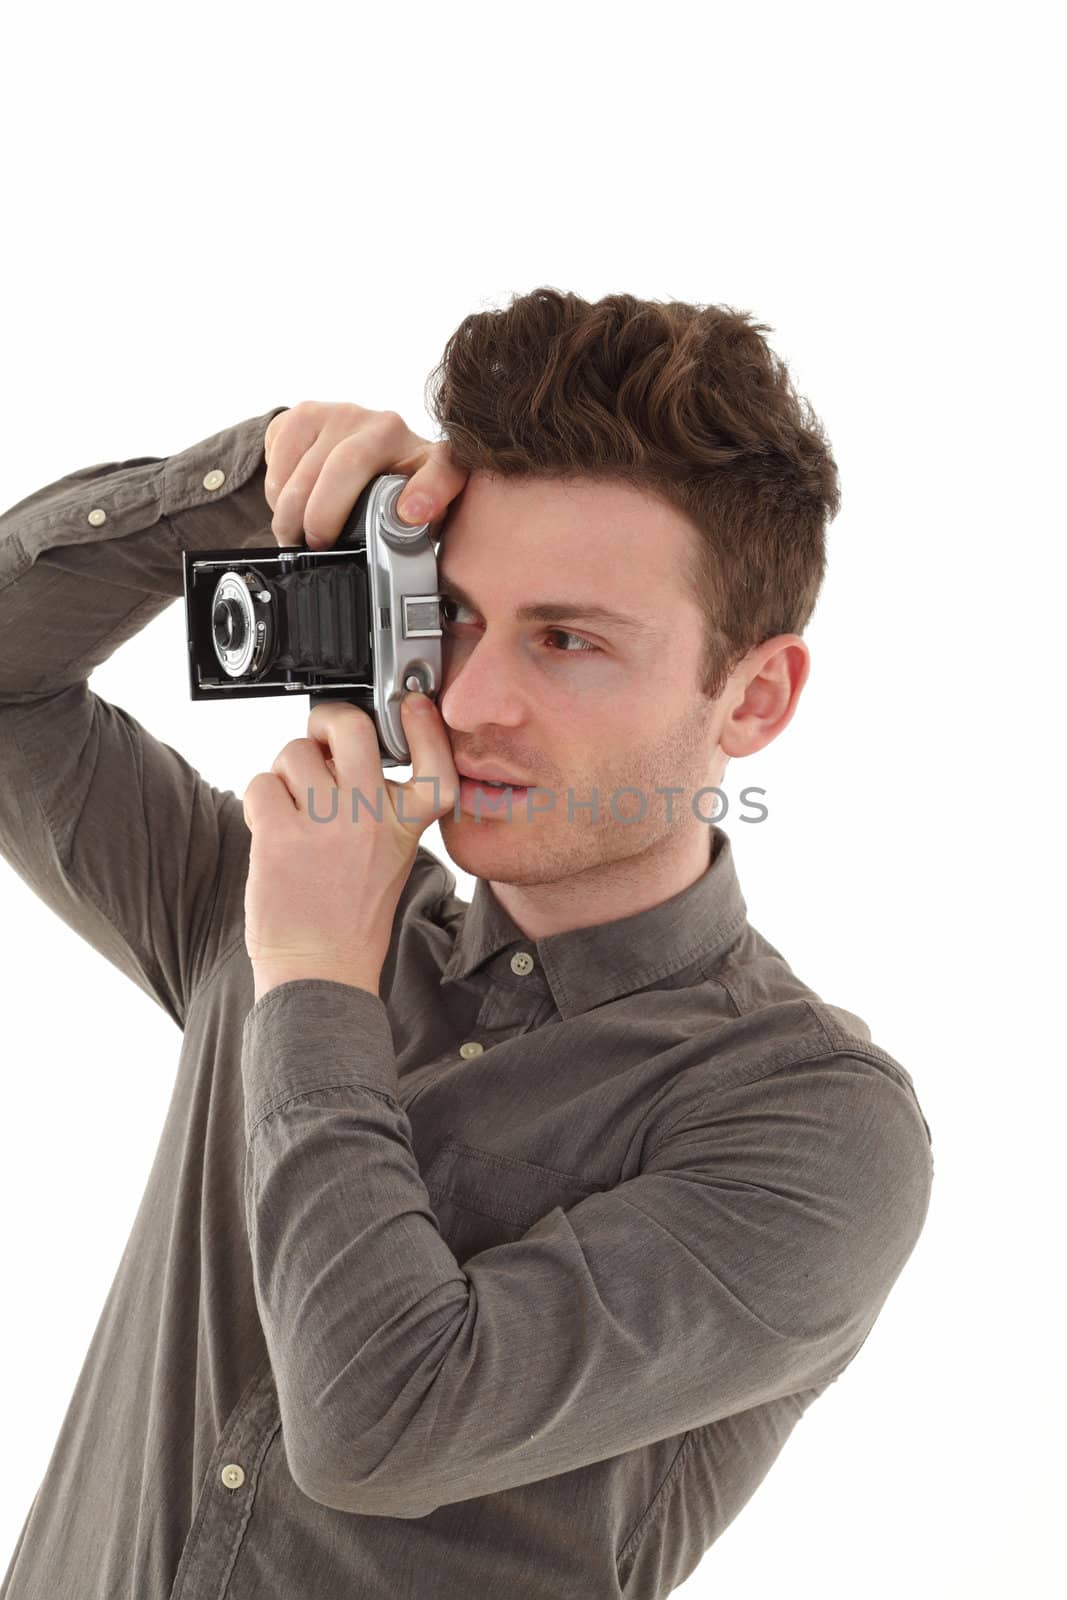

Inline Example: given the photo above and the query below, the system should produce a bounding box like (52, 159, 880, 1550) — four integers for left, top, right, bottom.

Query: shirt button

(459, 1041, 484, 1058)
(510, 951, 535, 976)
(220, 1462, 246, 1489)
(203, 468, 226, 491)
(87, 508, 107, 526)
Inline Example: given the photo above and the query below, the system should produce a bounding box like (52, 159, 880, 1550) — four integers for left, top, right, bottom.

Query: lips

(456, 765, 533, 786)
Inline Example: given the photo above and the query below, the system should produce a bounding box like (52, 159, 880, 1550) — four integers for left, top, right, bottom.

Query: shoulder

(639, 920, 934, 1202)
(694, 917, 931, 1138)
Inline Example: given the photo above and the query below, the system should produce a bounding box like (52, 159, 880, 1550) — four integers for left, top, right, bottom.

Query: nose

(438, 634, 528, 735)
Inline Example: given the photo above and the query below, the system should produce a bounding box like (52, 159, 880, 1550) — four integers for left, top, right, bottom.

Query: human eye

(440, 599, 600, 657)
(543, 628, 600, 655)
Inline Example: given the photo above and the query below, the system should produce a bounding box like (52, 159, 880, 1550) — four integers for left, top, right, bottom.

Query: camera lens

(209, 571, 266, 679)
(212, 598, 247, 653)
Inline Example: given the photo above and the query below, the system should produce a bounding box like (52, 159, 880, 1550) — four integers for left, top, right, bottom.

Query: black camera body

(182, 474, 443, 768)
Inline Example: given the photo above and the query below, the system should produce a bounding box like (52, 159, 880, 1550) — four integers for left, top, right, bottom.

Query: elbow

(292, 1458, 442, 1519)
(286, 1420, 445, 1519)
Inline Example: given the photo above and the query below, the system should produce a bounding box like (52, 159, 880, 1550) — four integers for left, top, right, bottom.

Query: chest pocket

(422, 1137, 604, 1262)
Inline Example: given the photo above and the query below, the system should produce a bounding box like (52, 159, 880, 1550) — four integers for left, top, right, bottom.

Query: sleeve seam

(652, 1042, 922, 1150)
(616, 1430, 696, 1576)
(191, 927, 248, 1004)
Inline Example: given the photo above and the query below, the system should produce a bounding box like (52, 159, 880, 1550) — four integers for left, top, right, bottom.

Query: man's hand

(242, 695, 459, 1003)
(263, 400, 469, 548)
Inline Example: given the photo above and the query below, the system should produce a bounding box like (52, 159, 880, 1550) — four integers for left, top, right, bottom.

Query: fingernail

(397, 493, 432, 525)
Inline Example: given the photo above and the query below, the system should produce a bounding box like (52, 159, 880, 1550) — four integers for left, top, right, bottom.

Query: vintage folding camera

(181, 475, 443, 768)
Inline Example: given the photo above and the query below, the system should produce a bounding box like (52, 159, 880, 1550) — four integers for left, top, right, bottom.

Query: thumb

(394, 692, 459, 829)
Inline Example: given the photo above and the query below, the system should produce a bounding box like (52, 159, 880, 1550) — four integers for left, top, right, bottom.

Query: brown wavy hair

(424, 286, 842, 700)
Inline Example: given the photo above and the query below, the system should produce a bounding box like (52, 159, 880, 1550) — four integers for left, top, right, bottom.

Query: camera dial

(378, 481, 431, 548)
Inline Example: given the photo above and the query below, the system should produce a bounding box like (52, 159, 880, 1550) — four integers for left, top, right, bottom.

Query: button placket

(466, 947, 549, 1040)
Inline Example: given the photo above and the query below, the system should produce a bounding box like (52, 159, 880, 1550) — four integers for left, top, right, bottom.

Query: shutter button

(220, 1462, 246, 1489)
(510, 952, 534, 975)
(459, 1041, 484, 1058)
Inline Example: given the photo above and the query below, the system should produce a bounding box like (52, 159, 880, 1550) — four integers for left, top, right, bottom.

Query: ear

(719, 636, 810, 759)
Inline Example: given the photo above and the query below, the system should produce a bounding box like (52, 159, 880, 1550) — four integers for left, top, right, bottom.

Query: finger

(393, 441, 470, 527)
(271, 431, 344, 548)
(243, 771, 298, 829)
(392, 692, 460, 831)
(301, 413, 413, 548)
(304, 701, 382, 793)
(264, 406, 324, 536)
(263, 409, 288, 468)
(269, 737, 338, 815)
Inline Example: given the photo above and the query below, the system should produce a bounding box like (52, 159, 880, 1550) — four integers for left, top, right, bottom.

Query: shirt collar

(439, 824, 748, 1019)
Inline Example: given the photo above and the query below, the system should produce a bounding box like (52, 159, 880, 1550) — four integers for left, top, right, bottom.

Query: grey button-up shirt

(0, 407, 934, 1599)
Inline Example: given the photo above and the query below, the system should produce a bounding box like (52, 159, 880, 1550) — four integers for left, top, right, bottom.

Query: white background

(0, 2, 1063, 1594)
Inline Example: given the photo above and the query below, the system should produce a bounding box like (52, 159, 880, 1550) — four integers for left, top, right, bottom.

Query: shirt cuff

(241, 978, 399, 1141)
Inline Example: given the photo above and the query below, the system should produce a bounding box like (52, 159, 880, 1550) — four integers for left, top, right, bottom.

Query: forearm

(0, 403, 289, 704)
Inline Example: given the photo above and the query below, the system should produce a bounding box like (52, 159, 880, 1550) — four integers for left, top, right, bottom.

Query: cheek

(559, 701, 644, 775)
(545, 679, 619, 738)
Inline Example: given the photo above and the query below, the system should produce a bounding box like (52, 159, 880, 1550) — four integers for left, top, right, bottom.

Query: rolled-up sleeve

(241, 978, 934, 1519)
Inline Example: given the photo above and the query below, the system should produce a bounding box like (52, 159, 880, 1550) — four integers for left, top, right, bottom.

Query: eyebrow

(435, 572, 656, 639)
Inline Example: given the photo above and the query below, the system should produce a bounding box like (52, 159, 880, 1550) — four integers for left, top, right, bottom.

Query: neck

(488, 824, 716, 942)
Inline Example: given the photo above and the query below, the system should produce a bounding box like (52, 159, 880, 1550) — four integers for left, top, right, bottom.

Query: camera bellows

(272, 564, 371, 677)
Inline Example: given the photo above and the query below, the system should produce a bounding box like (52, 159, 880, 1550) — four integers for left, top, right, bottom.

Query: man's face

(433, 471, 724, 886)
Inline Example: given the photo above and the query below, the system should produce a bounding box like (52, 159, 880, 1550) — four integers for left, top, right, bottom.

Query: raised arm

(0, 403, 289, 1028)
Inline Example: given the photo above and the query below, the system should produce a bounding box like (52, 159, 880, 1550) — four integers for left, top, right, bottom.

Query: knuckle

(330, 432, 367, 465)
(337, 401, 369, 425)
(365, 408, 405, 441)
(276, 461, 316, 500)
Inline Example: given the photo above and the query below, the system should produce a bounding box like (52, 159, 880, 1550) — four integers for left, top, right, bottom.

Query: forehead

(435, 472, 698, 603)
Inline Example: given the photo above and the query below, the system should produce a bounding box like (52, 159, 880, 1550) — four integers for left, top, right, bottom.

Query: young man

(0, 289, 933, 1600)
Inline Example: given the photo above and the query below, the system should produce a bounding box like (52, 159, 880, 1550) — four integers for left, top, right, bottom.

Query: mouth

(455, 767, 533, 789)
(455, 771, 532, 816)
